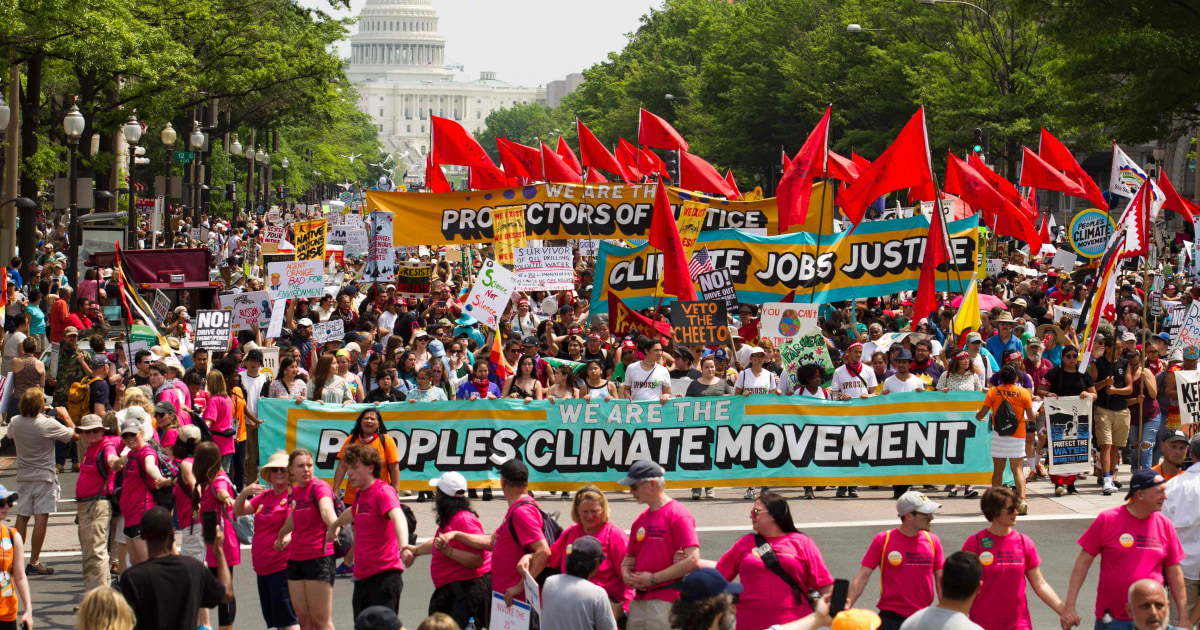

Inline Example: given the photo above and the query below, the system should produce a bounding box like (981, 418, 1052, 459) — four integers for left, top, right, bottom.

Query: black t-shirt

(582, 348, 614, 374)
(1043, 367, 1095, 397)
(1093, 355, 1129, 411)
(119, 555, 225, 630)
(365, 387, 406, 403)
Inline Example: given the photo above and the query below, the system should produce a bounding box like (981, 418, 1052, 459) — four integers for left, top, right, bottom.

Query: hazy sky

(302, 0, 662, 87)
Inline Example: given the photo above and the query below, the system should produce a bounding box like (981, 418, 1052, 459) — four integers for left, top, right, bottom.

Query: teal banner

(258, 392, 991, 491)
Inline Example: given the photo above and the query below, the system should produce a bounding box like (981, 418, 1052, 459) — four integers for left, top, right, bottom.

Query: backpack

(136, 442, 180, 510)
(67, 377, 99, 422)
(400, 503, 418, 546)
(312, 484, 353, 558)
(186, 409, 215, 443)
(993, 396, 1021, 436)
(506, 499, 564, 587)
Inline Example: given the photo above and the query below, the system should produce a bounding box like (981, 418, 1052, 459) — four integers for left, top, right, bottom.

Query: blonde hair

(570, 484, 610, 525)
(417, 613, 461, 630)
(122, 387, 154, 416)
(75, 586, 136, 630)
(206, 370, 227, 397)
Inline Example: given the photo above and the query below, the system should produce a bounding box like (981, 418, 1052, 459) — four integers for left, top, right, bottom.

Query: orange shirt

(1152, 463, 1183, 482)
(0, 524, 15, 621)
(232, 387, 247, 442)
(337, 432, 400, 504)
(983, 383, 1033, 439)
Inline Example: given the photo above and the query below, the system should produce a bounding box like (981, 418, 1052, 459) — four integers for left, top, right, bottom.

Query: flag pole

(808, 177, 831, 304)
(931, 171, 968, 298)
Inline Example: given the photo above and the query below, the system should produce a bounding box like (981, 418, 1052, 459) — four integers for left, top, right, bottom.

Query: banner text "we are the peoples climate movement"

(259, 392, 992, 490)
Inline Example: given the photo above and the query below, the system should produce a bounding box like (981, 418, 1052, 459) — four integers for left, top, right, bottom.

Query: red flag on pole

(1157, 171, 1198, 223)
(557, 136, 582, 175)
(649, 180, 697, 301)
(851, 152, 871, 170)
(577, 121, 631, 184)
(585, 168, 608, 183)
(639, 147, 669, 180)
(431, 116, 495, 170)
(679, 151, 738, 198)
(1039, 128, 1108, 210)
(782, 149, 792, 172)
(777, 106, 831, 232)
(540, 142, 583, 183)
(638, 108, 689, 151)
(968, 153, 1032, 219)
(616, 138, 644, 181)
(945, 153, 1040, 250)
(496, 138, 542, 181)
(1019, 147, 1089, 199)
(839, 108, 933, 229)
(724, 169, 742, 200)
(915, 193, 951, 318)
(469, 164, 509, 191)
(426, 154, 451, 193)
(608, 291, 672, 339)
(826, 151, 862, 183)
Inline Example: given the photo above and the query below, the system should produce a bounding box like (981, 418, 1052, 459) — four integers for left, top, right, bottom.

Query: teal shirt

(26, 305, 45, 335)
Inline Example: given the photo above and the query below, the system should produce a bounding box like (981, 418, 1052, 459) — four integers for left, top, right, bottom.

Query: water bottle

(1101, 610, 1113, 625)
(465, 617, 477, 630)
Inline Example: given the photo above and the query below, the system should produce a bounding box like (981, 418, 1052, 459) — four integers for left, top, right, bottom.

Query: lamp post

(63, 98, 85, 286)
(189, 122, 205, 224)
(161, 123, 177, 248)
(230, 134, 242, 223)
(122, 113, 143, 249)
(245, 142, 255, 218)
(281, 157, 289, 211)
(256, 147, 268, 215)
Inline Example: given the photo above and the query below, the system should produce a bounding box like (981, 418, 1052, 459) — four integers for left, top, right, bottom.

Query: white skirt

(991, 433, 1027, 459)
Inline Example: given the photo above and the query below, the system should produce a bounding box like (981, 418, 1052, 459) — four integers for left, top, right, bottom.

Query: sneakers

(1018, 502, 1028, 516)
(963, 487, 979, 498)
(705, 488, 716, 499)
(847, 488, 859, 498)
(1067, 484, 1078, 495)
(1102, 478, 1116, 496)
(482, 488, 493, 501)
(948, 487, 959, 498)
(401, 490, 413, 497)
(836, 488, 847, 498)
(692, 488, 702, 501)
(71, 462, 80, 473)
(417, 491, 432, 502)
(1055, 485, 1066, 496)
(335, 562, 354, 577)
(804, 487, 815, 500)
(561, 491, 571, 500)
(743, 487, 756, 500)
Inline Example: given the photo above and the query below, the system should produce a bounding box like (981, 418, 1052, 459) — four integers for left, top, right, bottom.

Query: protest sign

(267, 259, 324, 300)
(985, 259, 1002, 277)
(267, 209, 280, 223)
(1150, 290, 1162, 318)
(312, 319, 345, 344)
(152, 290, 171, 325)
(260, 347, 281, 380)
(1050, 248, 1078, 271)
(194, 310, 233, 352)
(259, 391, 992, 490)
(463, 259, 517, 330)
(395, 259, 434, 300)
(669, 301, 729, 345)
(758, 303, 820, 348)
(266, 298, 287, 339)
(697, 268, 738, 314)
(1053, 305, 1082, 324)
(778, 332, 835, 391)
(491, 592, 531, 630)
(344, 226, 369, 253)
(220, 290, 271, 331)
(293, 219, 327, 261)
(1045, 396, 1092, 475)
(261, 225, 287, 255)
(521, 569, 541, 617)
(363, 211, 396, 283)
(324, 246, 344, 267)
(1166, 302, 1188, 340)
(493, 205, 527, 266)
(576, 239, 598, 256)
(1173, 370, 1200, 435)
(327, 225, 348, 246)
(1068, 209, 1113, 259)
(1170, 302, 1200, 352)
(514, 247, 573, 291)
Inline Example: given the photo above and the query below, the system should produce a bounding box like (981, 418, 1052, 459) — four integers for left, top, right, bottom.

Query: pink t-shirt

(352, 479, 405, 579)
(549, 522, 633, 605)
(289, 479, 335, 561)
(717, 532, 834, 630)
(158, 386, 188, 424)
(201, 473, 240, 568)
(860, 528, 944, 617)
(204, 395, 235, 456)
(962, 529, 1040, 630)
(249, 488, 292, 575)
(120, 445, 158, 527)
(160, 428, 179, 450)
(77, 439, 117, 500)
(1077, 505, 1185, 621)
(431, 510, 491, 589)
(626, 499, 700, 603)
(492, 496, 546, 601)
(174, 457, 196, 528)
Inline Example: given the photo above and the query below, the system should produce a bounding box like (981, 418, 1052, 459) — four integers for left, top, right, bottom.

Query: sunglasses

(1, 498, 14, 507)
(1005, 505, 1020, 514)
(750, 508, 764, 518)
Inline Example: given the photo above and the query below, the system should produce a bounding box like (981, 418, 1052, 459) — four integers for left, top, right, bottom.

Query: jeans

(55, 440, 77, 466)
(1134, 412, 1162, 472)
(1093, 619, 1134, 630)
(232, 440, 246, 493)
(1154, 411, 1170, 465)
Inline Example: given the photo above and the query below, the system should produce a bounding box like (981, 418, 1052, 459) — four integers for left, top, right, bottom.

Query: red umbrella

(951, 293, 1007, 312)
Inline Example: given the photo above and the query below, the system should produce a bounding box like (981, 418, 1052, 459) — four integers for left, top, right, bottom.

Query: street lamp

(846, 24, 886, 33)
(63, 98, 85, 286)
(916, 0, 991, 17)
(123, 113, 143, 248)
(281, 157, 289, 210)
(189, 122, 204, 223)
(161, 123, 177, 248)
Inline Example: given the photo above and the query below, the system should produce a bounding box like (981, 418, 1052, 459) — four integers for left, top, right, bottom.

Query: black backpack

(507, 499, 564, 587)
(313, 484, 354, 558)
(993, 397, 1021, 436)
(400, 503, 418, 546)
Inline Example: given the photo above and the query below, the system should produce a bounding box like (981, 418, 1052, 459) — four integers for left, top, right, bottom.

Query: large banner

(259, 392, 991, 490)
(591, 214, 978, 312)
(367, 182, 837, 246)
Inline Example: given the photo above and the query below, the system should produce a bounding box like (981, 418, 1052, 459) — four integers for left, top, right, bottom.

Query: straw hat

(1036, 323, 1067, 345)
(260, 450, 290, 482)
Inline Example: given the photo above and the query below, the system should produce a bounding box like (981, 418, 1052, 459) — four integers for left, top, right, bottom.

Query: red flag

(585, 168, 609, 183)
(1019, 146, 1088, 199)
(431, 116, 495, 170)
(489, 332, 513, 383)
(540, 142, 583, 183)
(648, 181, 697, 301)
(426, 154, 451, 193)
(1039, 129, 1108, 210)
(826, 151, 862, 183)
(616, 138, 644, 181)
(1037, 212, 1052, 249)
(782, 149, 792, 172)
(724, 169, 742, 200)
(608, 291, 672, 339)
(945, 153, 1040, 250)
(839, 108, 933, 228)
(851, 152, 871, 170)
(496, 138, 542, 181)
(907, 182, 937, 205)
(638, 108, 689, 151)
(639, 147, 669, 180)
(577, 121, 631, 184)
(557, 136, 582, 175)
(1116, 181, 1152, 259)
(679, 151, 738, 198)
(968, 153, 1031, 218)
(1158, 171, 1198, 223)
(915, 194, 950, 318)
(777, 106, 831, 232)
(469, 164, 509, 191)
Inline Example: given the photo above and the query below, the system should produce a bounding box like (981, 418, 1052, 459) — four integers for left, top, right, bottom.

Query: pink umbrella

(951, 293, 1008, 312)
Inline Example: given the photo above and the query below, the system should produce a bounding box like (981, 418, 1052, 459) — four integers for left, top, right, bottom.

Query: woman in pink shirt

(962, 488, 1077, 630)
(117, 416, 172, 566)
(543, 485, 633, 623)
(194, 441, 240, 630)
(234, 450, 298, 630)
(203, 370, 236, 471)
(275, 449, 339, 630)
(325, 444, 408, 621)
(402, 471, 491, 629)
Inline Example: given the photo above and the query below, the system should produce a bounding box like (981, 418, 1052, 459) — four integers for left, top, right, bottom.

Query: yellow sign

(293, 220, 327, 262)
(658, 200, 708, 293)
(492, 205, 527, 266)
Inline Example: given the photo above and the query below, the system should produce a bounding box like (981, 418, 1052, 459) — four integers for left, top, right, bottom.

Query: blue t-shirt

(26, 305, 46, 335)
(985, 333, 1024, 362)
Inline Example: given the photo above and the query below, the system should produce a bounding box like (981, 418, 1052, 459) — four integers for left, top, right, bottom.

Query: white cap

(896, 490, 940, 516)
(429, 471, 468, 497)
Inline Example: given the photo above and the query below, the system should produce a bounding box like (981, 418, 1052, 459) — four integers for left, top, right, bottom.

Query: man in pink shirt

(847, 491, 945, 630)
(619, 460, 700, 630)
(1064, 469, 1188, 628)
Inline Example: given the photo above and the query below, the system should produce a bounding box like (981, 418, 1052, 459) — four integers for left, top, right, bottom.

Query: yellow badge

(1120, 533, 1134, 548)
(887, 551, 903, 566)
(979, 551, 995, 566)
(636, 527, 646, 542)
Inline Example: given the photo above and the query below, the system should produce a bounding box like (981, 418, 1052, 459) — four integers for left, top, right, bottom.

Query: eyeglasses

(1, 498, 14, 507)
(750, 508, 765, 518)
(1063, 354, 1079, 359)
(154, 412, 166, 418)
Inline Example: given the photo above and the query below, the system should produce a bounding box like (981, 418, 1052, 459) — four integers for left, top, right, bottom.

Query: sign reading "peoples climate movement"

(258, 392, 992, 490)
(1068, 209, 1115, 259)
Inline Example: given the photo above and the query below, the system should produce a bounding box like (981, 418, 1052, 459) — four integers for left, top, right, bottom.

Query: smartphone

(830, 578, 850, 617)
(202, 510, 218, 545)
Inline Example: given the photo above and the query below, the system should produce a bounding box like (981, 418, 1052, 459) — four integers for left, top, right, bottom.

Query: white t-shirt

(883, 373, 926, 394)
(735, 343, 753, 368)
(734, 368, 778, 395)
(831, 364, 878, 399)
(624, 362, 671, 401)
(241, 371, 270, 417)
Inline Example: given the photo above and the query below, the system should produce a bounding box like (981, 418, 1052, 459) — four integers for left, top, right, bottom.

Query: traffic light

(225, 182, 236, 201)
(972, 128, 984, 154)
(664, 151, 679, 183)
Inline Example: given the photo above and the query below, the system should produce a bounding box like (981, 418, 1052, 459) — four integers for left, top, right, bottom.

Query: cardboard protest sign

(293, 219, 327, 261)
(697, 268, 738, 314)
(1045, 396, 1092, 475)
(1053, 305, 1082, 325)
(669, 301, 729, 345)
(514, 247, 573, 291)
(312, 319, 345, 344)
(267, 259, 325, 300)
(778, 331, 835, 391)
(152, 290, 171, 325)
(463, 259, 517, 330)
(758, 303, 820, 348)
(493, 205, 527, 266)
(259, 347, 280, 380)
(362, 211, 395, 283)
(1173, 370, 1200, 435)
(491, 592, 531, 630)
(1050, 248, 1078, 271)
(985, 259, 1002, 277)
(1170, 302, 1200, 352)
(395, 259, 434, 300)
(194, 310, 233, 352)
(220, 290, 272, 331)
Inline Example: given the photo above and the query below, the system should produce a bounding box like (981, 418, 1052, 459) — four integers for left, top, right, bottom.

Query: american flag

(688, 246, 714, 280)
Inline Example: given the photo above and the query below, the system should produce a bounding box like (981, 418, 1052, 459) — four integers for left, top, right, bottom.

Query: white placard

(266, 299, 287, 339)
(1050, 248, 1078, 271)
(312, 319, 345, 344)
(1171, 302, 1200, 352)
(758, 302, 820, 348)
(262, 225, 287, 245)
(521, 568, 541, 617)
(514, 247, 573, 291)
(152, 290, 171, 325)
(1174, 370, 1200, 432)
(1045, 396, 1092, 475)
(986, 259, 1002, 277)
(259, 347, 281, 380)
(491, 592, 531, 630)
(220, 290, 272, 331)
(1053, 305, 1082, 325)
(344, 226, 369, 253)
(267, 259, 325, 300)
(363, 211, 395, 283)
(463, 259, 517, 330)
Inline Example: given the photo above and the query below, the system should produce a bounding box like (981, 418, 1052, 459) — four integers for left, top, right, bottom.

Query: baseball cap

(1026, 337, 1043, 348)
(523, 335, 539, 346)
(354, 606, 403, 630)
(1121, 332, 1136, 342)
(429, 471, 467, 497)
(619, 460, 665, 486)
(245, 349, 264, 362)
(966, 332, 983, 343)
(0, 485, 19, 504)
(894, 349, 913, 361)
(749, 346, 766, 356)
(1012, 298, 1028, 307)
(63, 326, 79, 338)
(1125, 469, 1167, 500)
(344, 342, 361, 354)
(567, 535, 605, 564)
(297, 318, 314, 328)
(896, 490, 940, 515)
(429, 339, 445, 358)
(179, 425, 202, 443)
(677, 568, 743, 603)
(154, 401, 176, 416)
(77, 414, 105, 431)
(832, 609, 883, 630)
(1158, 332, 1172, 343)
(1163, 429, 1189, 444)
(119, 418, 142, 436)
(713, 348, 729, 361)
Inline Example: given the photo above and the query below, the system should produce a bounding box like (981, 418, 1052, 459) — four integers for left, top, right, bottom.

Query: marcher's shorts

(286, 554, 335, 585)
(16, 479, 59, 517)
(1095, 407, 1131, 447)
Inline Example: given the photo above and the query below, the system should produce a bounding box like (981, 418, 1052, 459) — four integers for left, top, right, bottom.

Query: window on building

(476, 98, 481, 104)
(420, 127, 425, 135)
(477, 111, 481, 119)
(407, 125, 411, 132)
(379, 96, 384, 101)
(439, 96, 444, 103)
(379, 108, 384, 116)
(377, 125, 383, 132)
(439, 108, 443, 117)
(404, 108, 410, 118)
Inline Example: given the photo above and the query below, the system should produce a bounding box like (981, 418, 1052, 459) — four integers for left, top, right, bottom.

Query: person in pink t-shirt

(1064, 469, 1188, 627)
(326, 443, 409, 623)
(233, 450, 298, 630)
(847, 491, 945, 630)
(275, 449, 339, 630)
(193, 441, 240, 630)
(542, 485, 633, 623)
(619, 459, 700, 630)
(403, 472, 492, 630)
(961, 488, 1076, 630)
(203, 371, 236, 468)
(118, 417, 173, 567)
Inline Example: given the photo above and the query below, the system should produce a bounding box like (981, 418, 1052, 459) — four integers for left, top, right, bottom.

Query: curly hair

(669, 593, 735, 630)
